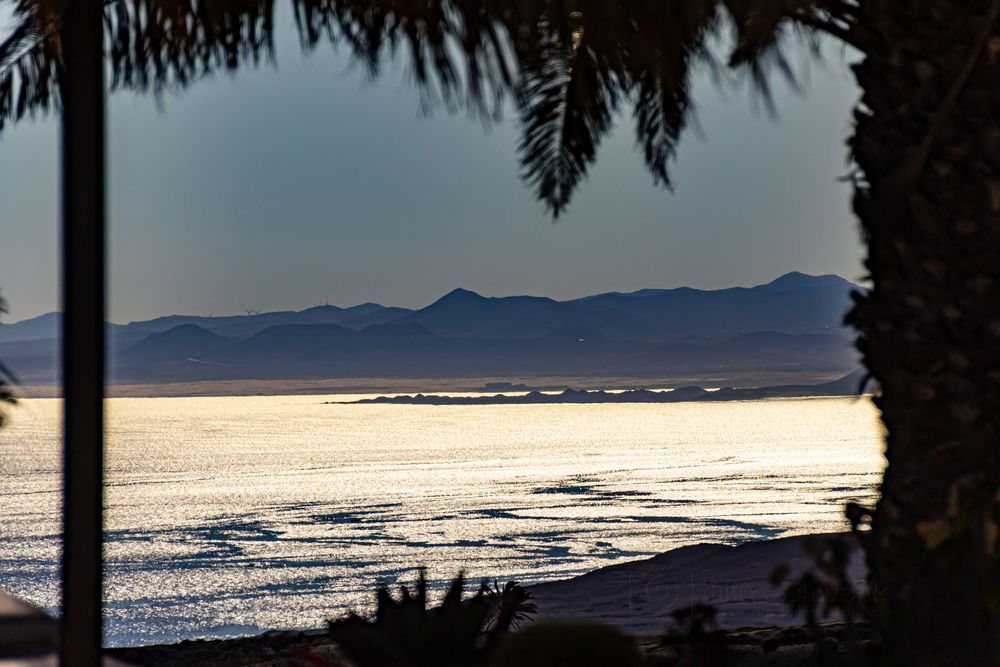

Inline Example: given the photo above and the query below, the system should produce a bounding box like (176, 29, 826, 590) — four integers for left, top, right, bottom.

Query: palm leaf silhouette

(515, 11, 618, 217)
(0, 0, 858, 213)
(0, 0, 60, 133)
(0, 290, 18, 427)
(626, 1, 721, 187)
(104, 0, 277, 95)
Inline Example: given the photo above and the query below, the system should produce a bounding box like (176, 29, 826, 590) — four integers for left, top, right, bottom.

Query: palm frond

(0, 1, 60, 132)
(632, 72, 686, 188)
(104, 0, 277, 97)
(626, 1, 720, 188)
(515, 11, 619, 217)
(0, 290, 18, 427)
(721, 0, 860, 109)
(291, 0, 515, 119)
(0, 0, 859, 218)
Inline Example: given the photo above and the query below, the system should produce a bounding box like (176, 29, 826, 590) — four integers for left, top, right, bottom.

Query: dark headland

(337, 369, 869, 406)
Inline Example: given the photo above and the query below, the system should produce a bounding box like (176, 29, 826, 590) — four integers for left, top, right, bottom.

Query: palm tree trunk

(849, 1, 1000, 664)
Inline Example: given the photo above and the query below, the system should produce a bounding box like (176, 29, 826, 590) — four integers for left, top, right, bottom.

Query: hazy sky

(0, 15, 864, 323)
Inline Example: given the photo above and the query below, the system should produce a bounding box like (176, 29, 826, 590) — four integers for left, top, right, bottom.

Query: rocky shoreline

(338, 371, 869, 406)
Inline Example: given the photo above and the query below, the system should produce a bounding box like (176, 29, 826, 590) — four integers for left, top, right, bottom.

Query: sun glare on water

(0, 395, 883, 646)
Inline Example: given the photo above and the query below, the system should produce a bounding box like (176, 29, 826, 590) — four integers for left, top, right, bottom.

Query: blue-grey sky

(0, 15, 863, 323)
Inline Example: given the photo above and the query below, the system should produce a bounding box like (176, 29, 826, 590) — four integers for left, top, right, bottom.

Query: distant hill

(4, 272, 864, 386)
(119, 325, 234, 364)
(105, 326, 856, 383)
(121, 302, 414, 339)
(395, 288, 667, 340)
(636, 331, 856, 372)
(575, 272, 858, 339)
(0, 337, 60, 383)
(0, 312, 62, 344)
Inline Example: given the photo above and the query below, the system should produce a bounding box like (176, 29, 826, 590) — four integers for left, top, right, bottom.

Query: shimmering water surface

(0, 395, 883, 646)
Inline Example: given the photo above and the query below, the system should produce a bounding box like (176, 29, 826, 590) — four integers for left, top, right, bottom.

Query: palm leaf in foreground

(0, 0, 60, 133)
(514, 11, 619, 218)
(0, 0, 858, 217)
(0, 290, 18, 427)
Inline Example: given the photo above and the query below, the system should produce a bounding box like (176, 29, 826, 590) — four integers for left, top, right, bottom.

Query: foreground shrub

(489, 621, 644, 667)
(326, 571, 535, 667)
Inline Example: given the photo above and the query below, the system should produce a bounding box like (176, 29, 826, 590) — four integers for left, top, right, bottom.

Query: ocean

(0, 395, 883, 646)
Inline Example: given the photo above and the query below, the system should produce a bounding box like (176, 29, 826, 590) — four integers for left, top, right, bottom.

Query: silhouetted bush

(325, 570, 536, 667)
(480, 579, 538, 635)
(772, 530, 878, 665)
(489, 621, 644, 667)
(660, 603, 728, 666)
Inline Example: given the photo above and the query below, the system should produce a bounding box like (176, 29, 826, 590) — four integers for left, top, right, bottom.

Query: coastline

(111, 532, 866, 665)
(14, 369, 855, 400)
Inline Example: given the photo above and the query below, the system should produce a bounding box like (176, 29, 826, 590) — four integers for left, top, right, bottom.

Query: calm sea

(0, 395, 883, 646)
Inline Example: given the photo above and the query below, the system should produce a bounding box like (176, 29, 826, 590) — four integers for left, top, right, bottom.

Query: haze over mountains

(0, 272, 862, 387)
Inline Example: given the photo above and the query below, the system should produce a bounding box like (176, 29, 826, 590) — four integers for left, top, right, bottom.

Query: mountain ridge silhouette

(0, 273, 862, 384)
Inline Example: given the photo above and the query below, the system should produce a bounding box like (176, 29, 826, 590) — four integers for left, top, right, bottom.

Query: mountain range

(0, 272, 863, 386)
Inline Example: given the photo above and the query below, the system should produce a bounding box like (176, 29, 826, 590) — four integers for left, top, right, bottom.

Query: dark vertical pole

(59, 0, 106, 663)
